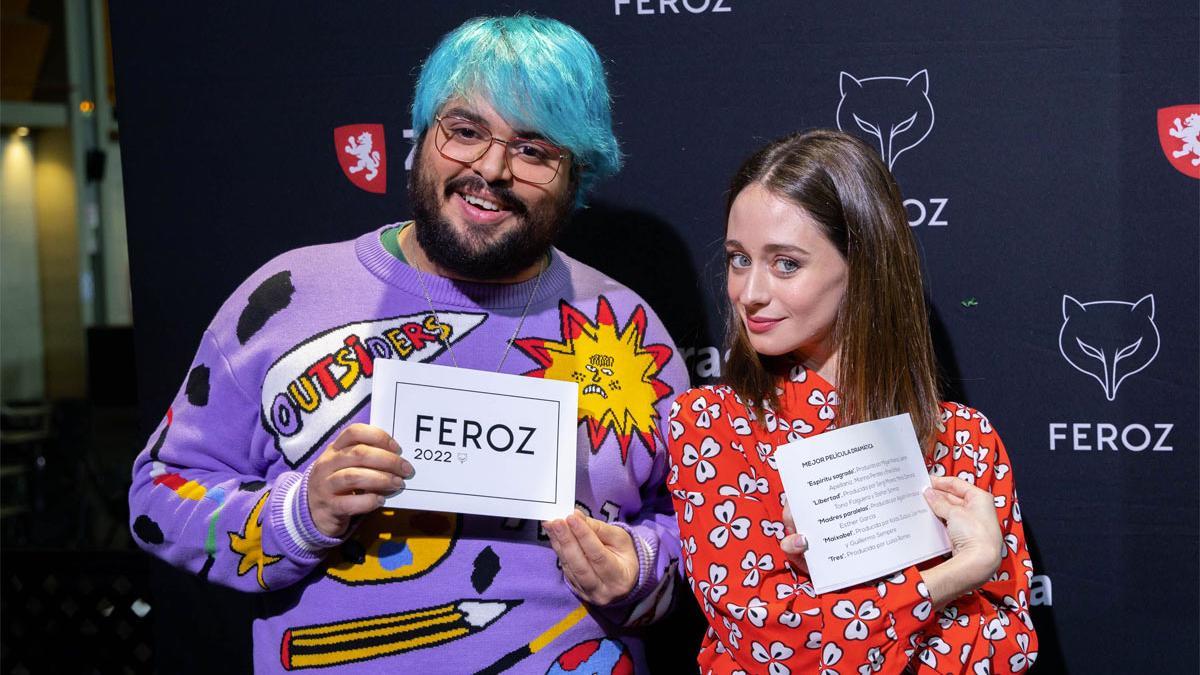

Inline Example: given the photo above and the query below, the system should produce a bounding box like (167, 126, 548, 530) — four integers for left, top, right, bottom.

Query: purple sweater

(129, 225, 688, 673)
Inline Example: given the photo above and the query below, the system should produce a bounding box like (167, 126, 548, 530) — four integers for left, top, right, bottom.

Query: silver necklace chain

(403, 225, 546, 372)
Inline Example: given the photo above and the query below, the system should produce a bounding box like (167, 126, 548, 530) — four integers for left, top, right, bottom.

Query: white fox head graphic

(836, 70, 935, 169)
(1058, 294, 1159, 401)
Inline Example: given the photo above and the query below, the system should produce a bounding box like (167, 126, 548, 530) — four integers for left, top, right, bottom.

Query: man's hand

(307, 423, 414, 537)
(544, 512, 639, 606)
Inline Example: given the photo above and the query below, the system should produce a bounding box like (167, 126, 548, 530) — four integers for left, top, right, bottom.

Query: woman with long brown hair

(668, 129, 1037, 674)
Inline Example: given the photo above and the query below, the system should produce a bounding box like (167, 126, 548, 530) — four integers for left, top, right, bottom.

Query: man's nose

(471, 140, 513, 184)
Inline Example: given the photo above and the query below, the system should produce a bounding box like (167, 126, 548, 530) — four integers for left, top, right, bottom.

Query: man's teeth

(463, 194, 500, 211)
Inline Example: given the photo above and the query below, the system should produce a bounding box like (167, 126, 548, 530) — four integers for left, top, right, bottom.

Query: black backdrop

(111, 2, 1199, 672)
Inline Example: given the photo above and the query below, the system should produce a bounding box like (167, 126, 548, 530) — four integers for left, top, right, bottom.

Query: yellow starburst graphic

(229, 491, 283, 590)
(515, 296, 674, 463)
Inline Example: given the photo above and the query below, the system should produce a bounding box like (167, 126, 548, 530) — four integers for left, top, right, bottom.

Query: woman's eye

(728, 252, 751, 269)
(774, 258, 800, 273)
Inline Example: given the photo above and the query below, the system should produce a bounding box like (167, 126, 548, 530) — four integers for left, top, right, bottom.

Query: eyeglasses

(432, 115, 569, 185)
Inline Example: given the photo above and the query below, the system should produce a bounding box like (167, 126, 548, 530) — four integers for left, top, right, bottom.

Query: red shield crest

(1157, 105, 1200, 179)
(335, 124, 387, 193)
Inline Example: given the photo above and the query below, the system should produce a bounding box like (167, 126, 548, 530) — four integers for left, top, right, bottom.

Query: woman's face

(725, 183, 849, 369)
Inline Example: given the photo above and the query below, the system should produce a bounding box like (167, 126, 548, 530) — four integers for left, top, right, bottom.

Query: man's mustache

(443, 176, 528, 215)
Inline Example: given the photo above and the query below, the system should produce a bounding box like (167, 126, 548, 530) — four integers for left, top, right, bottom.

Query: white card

(773, 413, 951, 594)
(369, 359, 578, 520)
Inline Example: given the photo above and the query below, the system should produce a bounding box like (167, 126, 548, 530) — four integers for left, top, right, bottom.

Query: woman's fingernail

(391, 476, 404, 488)
(390, 438, 401, 452)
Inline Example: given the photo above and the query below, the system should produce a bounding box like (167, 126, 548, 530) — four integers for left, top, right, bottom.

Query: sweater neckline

(355, 222, 571, 309)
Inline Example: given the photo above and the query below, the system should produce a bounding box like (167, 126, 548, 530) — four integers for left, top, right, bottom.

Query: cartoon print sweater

(667, 369, 1038, 675)
(128, 225, 688, 674)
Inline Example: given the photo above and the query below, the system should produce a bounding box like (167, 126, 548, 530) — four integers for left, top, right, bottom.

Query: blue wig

(411, 15, 622, 206)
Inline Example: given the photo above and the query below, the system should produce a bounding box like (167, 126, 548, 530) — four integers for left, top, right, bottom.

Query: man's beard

(408, 150, 572, 280)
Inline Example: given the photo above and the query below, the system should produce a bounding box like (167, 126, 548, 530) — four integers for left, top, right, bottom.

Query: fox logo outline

(1058, 294, 1159, 401)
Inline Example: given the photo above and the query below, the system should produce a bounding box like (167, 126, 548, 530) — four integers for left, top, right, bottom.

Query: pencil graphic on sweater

(475, 603, 589, 675)
(280, 599, 521, 670)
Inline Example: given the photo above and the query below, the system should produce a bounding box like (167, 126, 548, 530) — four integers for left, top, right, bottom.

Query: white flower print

(857, 646, 885, 674)
(752, 641, 795, 675)
(779, 607, 819, 629)
(709, 500, 752, 549)
(916, 636, 952, 669)
(669, 418, 685, 441)
(667, 399, 681, 421)
(787, 415, 815, 439)
(740, 549, 775, 587)
(983, 616, 1007, 640)
(722, 615, 743, 649)
(727, 596, 769, 628)
(1003, 533, 1019, 556)
(805, 631, 822, 649)
(776, 580, 816, 601)
(1009, 632, 1037, 672)
(807, 388, 839, 420)
(953, 429, 973, 461)
(832, 599, 881, 640)
(912, 597, 932, 622)
(719, 469, 769, 499)
(761, 519, 786, 539)
(994, 462, 1010, 480)
(938, 605, 970, 630)
(972, 656, 991, 675)
(667, 462, 679, 486)
(756, 441, 774, 463)
(993, 494, 1007, 509)
(682, 436, 721, 483)
(789, 365, 808, 382)
(821, 641, 844, 675)
(671, 489, 705, 523)
(692, 396, 721, 429)
(698, 563, 729, 608)
(731, 416, 752, 435)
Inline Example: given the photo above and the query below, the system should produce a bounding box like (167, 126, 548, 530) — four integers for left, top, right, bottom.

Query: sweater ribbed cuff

(269, 470, 343, 562)
(608, 522, 659, 607)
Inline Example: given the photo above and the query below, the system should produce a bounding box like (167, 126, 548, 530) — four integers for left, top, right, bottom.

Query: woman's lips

(745, 316, 783, 334)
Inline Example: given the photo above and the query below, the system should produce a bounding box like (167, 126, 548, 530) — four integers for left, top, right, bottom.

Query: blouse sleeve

(668, 388, 935, 675)
(913, 405, 1039, 673)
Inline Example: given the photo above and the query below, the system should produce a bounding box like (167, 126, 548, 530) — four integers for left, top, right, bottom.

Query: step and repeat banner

(111, 2, 1197, 672)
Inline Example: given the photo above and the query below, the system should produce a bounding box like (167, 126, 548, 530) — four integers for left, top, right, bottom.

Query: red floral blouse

(667, 368, 1037, 674)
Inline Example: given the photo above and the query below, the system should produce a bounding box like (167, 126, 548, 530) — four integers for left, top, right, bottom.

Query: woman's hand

(779, 503, 810, 576)
(307, 424, 414, 537)
(921, 475, 1004, 608)
(544, 511, 639, 606)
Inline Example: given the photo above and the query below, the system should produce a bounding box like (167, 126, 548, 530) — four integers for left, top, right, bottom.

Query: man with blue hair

(129, 15, 687, 673)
